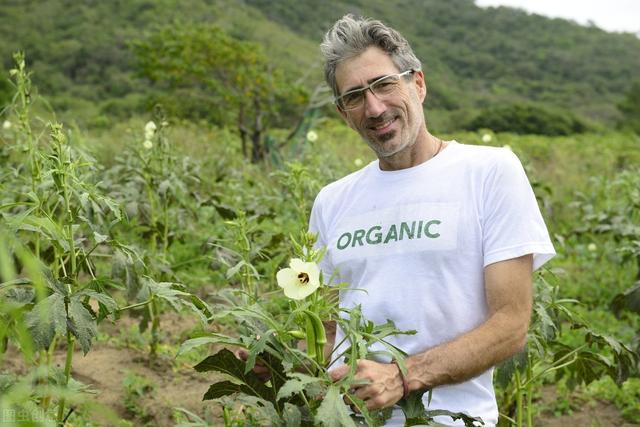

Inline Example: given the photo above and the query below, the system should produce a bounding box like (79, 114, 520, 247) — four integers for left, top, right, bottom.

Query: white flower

(276, 258, 320, 300)
(143, 139, 153, 150)
(306, 130, 318, 142)
(502, 144, 512, 151)
(482, 133, 492, 143)
(587, 243, 597, 252)
(2, 120, 11, 130)
(144, 121, 157, 140)
(354, 158, 363, 167)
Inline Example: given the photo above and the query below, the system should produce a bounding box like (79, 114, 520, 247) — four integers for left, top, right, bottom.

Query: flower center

(297, 272, 309, 285)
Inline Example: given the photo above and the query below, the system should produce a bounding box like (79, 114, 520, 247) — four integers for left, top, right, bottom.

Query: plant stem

(526, 354, 533, 426)
(118, 299, 152, 312)
(149, 297, 160, 359)
(56, 332, 75, 425)
(514, 369, 523, 427)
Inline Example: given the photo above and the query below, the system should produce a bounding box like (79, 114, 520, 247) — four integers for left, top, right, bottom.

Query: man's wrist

(391, 360, 409, 398)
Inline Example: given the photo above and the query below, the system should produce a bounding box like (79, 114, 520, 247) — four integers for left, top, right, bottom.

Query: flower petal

(276, 268, 298, 289)
(282, 280, 318, 300)
(304, 262, 320, 288)
(289, 258, 306, 272)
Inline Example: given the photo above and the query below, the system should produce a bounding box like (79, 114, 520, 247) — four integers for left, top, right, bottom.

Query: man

(310, 14, 556, 426)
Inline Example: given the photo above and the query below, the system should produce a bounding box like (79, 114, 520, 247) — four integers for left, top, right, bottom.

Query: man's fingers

(234, 348, 249, 361)
(329, 364, 350, 382)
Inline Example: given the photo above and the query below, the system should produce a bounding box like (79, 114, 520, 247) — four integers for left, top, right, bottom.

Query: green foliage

(618, 81, 640, 134)
(132, 23, 308, 162)
(1, 0, 640, 129)
(466, 104, 587, 135)
(122, 370, 156, 423)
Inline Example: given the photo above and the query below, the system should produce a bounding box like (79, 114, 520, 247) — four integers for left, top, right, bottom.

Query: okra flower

(306, 130, 318, 142)
(144, 121, 157, 140)
(2, 120, 11, 130)
(276, 258, 320, 300)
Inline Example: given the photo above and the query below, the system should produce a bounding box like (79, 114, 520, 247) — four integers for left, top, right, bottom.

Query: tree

(618, 81, 640, 134)
(133, 24, 308, 162)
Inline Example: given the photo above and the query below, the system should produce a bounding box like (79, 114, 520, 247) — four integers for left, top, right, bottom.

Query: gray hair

(320, 14, 422, 97)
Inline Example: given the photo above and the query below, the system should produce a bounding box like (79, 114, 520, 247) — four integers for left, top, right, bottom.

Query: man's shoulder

(452, 142, 523, 172)
(315, 161, 374, 203)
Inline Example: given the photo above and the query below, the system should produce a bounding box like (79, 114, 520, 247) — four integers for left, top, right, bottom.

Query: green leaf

(76, 289, 118, 314)
(494, 349, 528, 390)
(93, 231, 108, 244)
(315, 385, 356, 427)
(276, 372, 323, 400)
(179, 334, 244, 357)
(611, 281, 640, 316)
(25, 293, 66, 350)
(17, 216, 70, 252)
(195, 349, 274, 403)
(68, 299, 97, 354)
(282, 402, 302, 427)
(398, 389, 428, 421)
(177, 336, 220, 357)
(147, 279, 191, 311)
(424, 409, 485, 426)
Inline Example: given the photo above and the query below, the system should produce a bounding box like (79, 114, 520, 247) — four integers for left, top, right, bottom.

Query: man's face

(334, 46, 426, 159)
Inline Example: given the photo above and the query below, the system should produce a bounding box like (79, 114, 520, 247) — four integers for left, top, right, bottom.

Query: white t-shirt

(309, 141, 555, 426)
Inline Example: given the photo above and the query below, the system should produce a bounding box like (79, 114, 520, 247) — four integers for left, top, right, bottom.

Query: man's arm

(330, 254, 534, 410)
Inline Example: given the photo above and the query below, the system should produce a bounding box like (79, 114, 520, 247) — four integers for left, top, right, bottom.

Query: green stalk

(526, 354, 534, 427)
(118, 299, 152, 312)
(144, 175, 158, 253)
(514, 369, 523, 427)
(149, 297, 160, 359)
(162, 199, 169, 257)
(56, 332, 75, 424)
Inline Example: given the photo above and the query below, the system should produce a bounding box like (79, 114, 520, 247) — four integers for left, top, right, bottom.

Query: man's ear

(414, 70, 427, 103)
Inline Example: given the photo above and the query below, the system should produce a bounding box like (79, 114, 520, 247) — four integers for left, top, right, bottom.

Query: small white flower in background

(306, 130, 318, 142)
(276, 258, 320, 300)
(144, 121, 157, 140)
(143, 140, 153, 150)
(481, 133, 492, 143)
(161, 121, 169, 127)
(502, 144, 512, 151)
(587, 243, 597, 252)
(2, 120, 11, 130)
(354, 158, 363, 167)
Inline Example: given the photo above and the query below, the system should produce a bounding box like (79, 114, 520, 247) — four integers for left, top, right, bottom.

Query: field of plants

(1, 52, 640, 427)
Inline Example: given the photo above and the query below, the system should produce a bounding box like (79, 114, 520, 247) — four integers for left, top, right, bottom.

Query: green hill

(1, 0, 639, 131)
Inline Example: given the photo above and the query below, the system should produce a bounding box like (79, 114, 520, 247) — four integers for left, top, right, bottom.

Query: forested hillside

(1, 0, 639, 131)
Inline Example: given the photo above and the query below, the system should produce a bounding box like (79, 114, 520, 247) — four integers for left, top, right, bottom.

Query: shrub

(466, 103, 587, 135)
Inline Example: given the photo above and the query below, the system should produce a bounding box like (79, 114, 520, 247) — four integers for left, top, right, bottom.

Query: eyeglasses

(335, 69, 416, 111)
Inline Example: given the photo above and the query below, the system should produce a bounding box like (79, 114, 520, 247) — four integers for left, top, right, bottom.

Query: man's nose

(363, 89, 387, 117)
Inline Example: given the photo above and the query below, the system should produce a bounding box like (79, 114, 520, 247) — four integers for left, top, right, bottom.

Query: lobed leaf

(25, 293, 66, 351)
(314, 385, 356, 427)
(195, 349, 274, 403)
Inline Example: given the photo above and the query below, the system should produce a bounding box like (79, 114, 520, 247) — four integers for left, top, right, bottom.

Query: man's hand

(330, 359, 404, 411)
(234, 348, 271, 382)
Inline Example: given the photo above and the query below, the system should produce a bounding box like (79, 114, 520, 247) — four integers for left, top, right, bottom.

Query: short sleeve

(481, 150, 555, 270)
(308, 191, 336, 281)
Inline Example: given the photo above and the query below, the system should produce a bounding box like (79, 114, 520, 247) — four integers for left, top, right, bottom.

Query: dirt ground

(2, 311, 638, 426)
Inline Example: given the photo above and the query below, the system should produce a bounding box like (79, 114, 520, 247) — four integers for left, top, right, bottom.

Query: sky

(475, 0, 640, 34)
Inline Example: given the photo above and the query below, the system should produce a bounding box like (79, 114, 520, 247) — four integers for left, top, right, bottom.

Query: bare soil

(534, 385, 638, 427)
